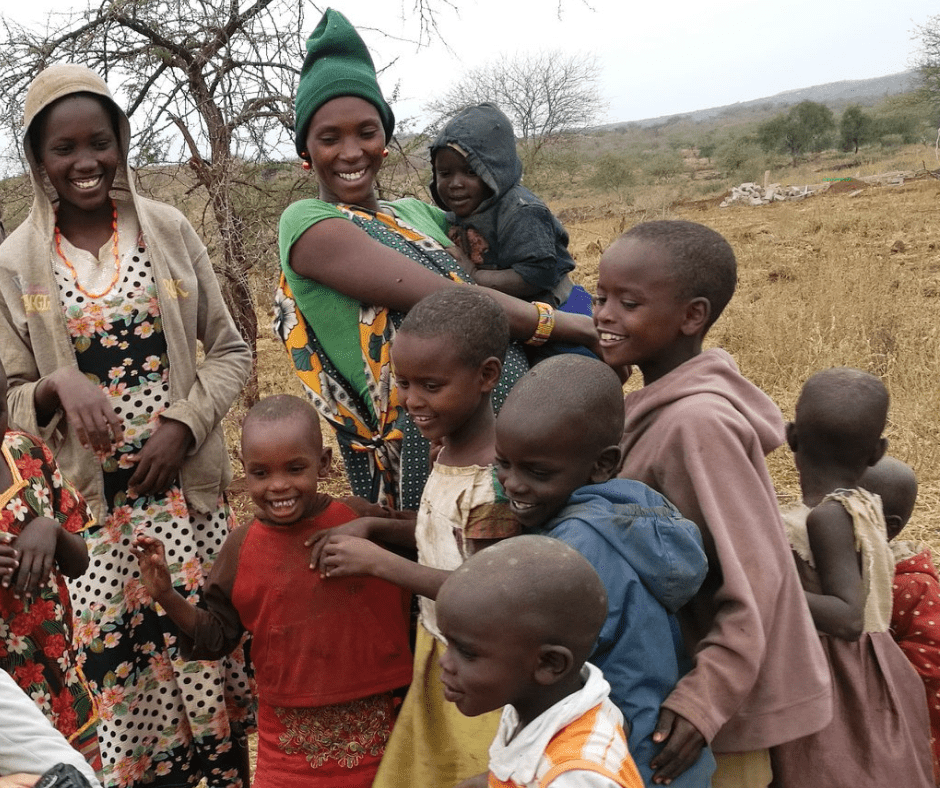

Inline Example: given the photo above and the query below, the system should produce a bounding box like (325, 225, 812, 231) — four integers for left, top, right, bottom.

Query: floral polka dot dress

(54, 218, 255, 788)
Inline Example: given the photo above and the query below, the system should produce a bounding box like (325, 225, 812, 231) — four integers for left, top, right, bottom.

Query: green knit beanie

(294, 8, 395, 155)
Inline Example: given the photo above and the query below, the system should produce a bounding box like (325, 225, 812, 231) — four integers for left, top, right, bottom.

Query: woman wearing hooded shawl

(0, 65, 255, 788)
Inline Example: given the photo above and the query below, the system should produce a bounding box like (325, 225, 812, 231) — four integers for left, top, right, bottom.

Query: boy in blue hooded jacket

(492, 354, 716, 788)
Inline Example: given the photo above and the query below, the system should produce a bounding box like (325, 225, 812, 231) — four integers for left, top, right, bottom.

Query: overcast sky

(354, 0, 936, 126)
(1, 0, 935, 128)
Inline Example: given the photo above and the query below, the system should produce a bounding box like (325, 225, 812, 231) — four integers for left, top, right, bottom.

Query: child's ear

(680, 297, 711, 337)
(785, 421, 798, 452)
(590, 445, 623, 483)
(869, 437, 888, 467)
(534, 644, 575, 687)
(318, 446, 333, 479)
(885, 514, 905, 541)
(479, 357, 503, 394)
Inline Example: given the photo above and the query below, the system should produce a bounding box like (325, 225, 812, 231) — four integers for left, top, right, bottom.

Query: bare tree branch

(424, 50, 605, 169)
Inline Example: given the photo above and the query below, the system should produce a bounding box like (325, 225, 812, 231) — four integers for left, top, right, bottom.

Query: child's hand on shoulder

(10, 516, 60, 597)
(0, 532, 18, 590)
(317, 533, 385, 579)
(132, 533, 173, 601)
(306, 518, 373, 569)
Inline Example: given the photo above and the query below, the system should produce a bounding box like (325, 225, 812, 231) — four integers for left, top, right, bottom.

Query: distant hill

(614, 70, 919, 129)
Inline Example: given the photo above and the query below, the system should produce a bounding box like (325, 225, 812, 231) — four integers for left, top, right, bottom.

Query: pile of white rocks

(719, 182, 816, 208)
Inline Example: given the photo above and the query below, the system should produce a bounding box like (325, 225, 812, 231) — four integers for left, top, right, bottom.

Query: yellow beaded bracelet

(526, 302, 556, 346)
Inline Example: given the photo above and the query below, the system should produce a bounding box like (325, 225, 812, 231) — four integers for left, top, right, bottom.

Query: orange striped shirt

(489, 700, 643, 788)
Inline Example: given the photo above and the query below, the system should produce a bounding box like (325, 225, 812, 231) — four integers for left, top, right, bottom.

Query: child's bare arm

(306, 515, 417, 569)
(304, 517, 415, 569)
(472, 267, 541, 299)
(132, 534, 198, 637)
(804, 500, 865, 640)
(318, 534, 450, 599)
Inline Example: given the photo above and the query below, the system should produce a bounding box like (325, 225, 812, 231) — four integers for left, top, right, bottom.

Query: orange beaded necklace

(54, 201, 121, 299)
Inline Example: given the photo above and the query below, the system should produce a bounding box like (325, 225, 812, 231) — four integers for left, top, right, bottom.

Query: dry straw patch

(555, 177, 940, 547)
(237, 176, 940, 548)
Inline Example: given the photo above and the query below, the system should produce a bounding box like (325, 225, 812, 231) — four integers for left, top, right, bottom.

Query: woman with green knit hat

(275, 8, 596, 514)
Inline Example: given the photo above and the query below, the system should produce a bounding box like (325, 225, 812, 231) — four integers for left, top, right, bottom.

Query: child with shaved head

(436, 534, 643, 788)
(772, 369, 932, 786)
(493, 355, 715, 787)
(862, 457, 940, 781)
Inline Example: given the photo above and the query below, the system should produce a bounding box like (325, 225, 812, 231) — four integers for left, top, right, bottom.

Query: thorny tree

(424, 50, 604, 170)
(0, 0, 455, 402)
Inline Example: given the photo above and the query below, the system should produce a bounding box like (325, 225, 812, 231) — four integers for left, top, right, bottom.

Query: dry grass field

(230, 159, 940, 552)
(564, 172, 940, 546)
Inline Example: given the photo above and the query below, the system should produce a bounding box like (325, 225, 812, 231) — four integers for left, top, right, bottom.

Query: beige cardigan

(0, 65, 251, 522)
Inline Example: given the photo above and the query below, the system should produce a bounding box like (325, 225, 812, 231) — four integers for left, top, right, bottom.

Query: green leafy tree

(757, 101, 835, 163)
(840, 106, 873, 153)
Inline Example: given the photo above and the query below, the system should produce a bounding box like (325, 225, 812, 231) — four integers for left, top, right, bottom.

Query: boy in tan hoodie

(593, 220, 832, 788)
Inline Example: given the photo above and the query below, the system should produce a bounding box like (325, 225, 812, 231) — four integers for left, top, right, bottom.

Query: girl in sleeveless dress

(770, 368, 932, 787)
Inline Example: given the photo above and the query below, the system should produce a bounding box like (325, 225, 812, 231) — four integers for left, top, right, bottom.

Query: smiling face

(36, 95, 120, 219)
(241, 416, 331, 526)
(495, 413, 614, 529)
(391, 331, 498, 445)
(305, 96, 386, 211)
(437, 589, 542, 720)
(593, 237, 696, 383)
(433, 147, 492, 217)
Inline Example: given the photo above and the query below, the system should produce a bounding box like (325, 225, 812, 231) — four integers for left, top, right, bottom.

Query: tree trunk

(203, 162, 260, 406)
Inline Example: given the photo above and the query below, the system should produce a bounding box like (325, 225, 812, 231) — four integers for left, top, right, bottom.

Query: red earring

(382, 148, 389, 158)
(302, 160, 311, 170)
(300, 151, 311, 170)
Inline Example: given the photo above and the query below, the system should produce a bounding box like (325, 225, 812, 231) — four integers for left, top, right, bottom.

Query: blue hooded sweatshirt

(429, 103, 575, 305)
(540, 478, 716, 788)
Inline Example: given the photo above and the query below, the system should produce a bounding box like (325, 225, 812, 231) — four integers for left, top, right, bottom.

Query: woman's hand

(11, 517, 59, 598)
(132, 534, 174, 602)
(40, 368, 124, 458)
(127, 418, 194, 498)
(306, 519, 373, 570)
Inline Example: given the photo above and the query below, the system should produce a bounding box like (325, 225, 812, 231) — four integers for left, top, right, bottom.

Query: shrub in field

(641, 149, 686, 181)
(588, 152, 637, 190)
